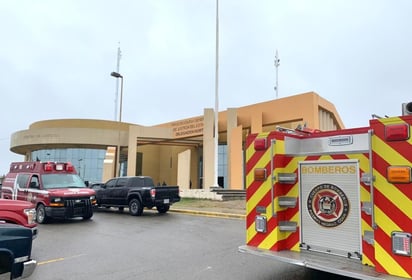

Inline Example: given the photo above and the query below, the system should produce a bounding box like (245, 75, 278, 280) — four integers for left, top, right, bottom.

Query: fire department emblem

(307, 183, 349, 227)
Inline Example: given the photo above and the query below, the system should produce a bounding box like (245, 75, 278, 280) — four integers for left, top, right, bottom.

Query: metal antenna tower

(114, 43, 122, 121)
(274, 49, 280, 99)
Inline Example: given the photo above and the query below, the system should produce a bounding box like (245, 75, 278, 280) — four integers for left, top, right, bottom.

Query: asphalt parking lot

(28, 205, 352, 280)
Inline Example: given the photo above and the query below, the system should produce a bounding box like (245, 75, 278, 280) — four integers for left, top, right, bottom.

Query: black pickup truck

(93, 176, 180, 216)
(0, 223, 36, 279)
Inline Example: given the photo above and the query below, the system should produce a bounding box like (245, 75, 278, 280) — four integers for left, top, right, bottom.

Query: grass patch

(176, 197, 209, 205)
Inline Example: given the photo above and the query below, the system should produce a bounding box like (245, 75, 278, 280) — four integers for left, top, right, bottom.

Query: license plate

(163, 199, 170, 204)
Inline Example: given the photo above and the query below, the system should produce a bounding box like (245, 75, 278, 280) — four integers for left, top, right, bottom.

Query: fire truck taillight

(387, 166, 411, 183)
(254, 168, 267, 181)
(385, 123, 410, 141)
(392, 232, 411, 256)
(254, 138, 267, 150)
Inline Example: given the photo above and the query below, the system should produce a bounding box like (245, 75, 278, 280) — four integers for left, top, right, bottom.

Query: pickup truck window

(117, 178, 128, 187)
(130, 177, 154, 187)
(105, 179, 116, 188)
(135, 178, 144, 187)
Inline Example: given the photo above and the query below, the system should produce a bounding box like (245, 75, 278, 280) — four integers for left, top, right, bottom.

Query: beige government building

(10, 92, 344, 193)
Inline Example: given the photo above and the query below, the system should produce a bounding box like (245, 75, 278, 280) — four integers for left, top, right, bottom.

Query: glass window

(217, 144, 227, 188)
(41, 174, 86, 189)
(105, 179, 117, 188)
(32, 148, 106, 184)
(29, 175, 40, 189)
(16, 174, 30, 189)
(117, 178, 128, 187)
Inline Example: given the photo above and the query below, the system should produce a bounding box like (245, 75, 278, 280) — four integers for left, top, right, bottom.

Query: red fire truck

(1, 161, 96, 224)
(239, 103, 412, 279)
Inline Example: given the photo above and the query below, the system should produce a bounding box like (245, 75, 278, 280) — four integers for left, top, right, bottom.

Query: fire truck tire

(129, 199, 143, 216)
(36, 204, 49, 224)
(156, 205, 170, 214)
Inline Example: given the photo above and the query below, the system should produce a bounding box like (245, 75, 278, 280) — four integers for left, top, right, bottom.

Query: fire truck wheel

(129, 199, 143, 216)
(36, 204, 49, 224)
(156, 205, 170, 214)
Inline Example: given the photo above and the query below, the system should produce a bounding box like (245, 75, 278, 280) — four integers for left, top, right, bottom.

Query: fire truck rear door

(299, 160, 361, 258)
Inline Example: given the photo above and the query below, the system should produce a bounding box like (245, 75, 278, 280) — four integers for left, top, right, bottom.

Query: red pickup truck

(0, 199, 38, 239)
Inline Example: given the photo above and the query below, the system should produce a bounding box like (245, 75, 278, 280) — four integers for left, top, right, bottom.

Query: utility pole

(114, 43, 122, 121)
(274, 49, 280, 99)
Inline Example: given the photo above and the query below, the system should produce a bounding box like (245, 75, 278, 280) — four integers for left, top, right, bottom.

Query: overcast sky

(1, 0, 411, 174)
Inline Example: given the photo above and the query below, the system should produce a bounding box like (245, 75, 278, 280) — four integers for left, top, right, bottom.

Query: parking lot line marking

(38, 254, 86, 265)
(38, 258, 65, 265)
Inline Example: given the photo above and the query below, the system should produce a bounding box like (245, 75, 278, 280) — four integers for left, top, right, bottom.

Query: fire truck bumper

(45, 206, 92, 219)
(238, 245, 405, 280)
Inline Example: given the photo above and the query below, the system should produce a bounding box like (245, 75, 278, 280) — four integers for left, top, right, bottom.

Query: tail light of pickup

(150, 189, 156, 199)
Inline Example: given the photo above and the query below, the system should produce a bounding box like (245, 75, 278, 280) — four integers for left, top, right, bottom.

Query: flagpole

(274, 49, 280, 99)
(213, 0, 219, 187)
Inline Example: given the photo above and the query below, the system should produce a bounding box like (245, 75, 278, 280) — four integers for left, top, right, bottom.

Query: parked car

(0, 199, 37, 239)
(0, 223, 36, 279)
(95, 176, 180, 216)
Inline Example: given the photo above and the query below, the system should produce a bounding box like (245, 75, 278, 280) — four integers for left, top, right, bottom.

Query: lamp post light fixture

(110, 71, 124, 122)
(110, 71, 124, 177)
(78, 158, 83, 178)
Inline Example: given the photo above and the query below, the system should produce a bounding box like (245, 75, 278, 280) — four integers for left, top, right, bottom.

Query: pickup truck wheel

(157, 205, 170, 214)
(36, 204, 49, 224)
(129, 199, 143, 216)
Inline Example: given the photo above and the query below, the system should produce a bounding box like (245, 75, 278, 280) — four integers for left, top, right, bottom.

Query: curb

(170, 208, 245, 219)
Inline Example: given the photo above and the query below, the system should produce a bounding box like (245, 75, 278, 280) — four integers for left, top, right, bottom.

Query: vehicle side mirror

(0, 249, 14, 280)
(84, 181, 89, 187)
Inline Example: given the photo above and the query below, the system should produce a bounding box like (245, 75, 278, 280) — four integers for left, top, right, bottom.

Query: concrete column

(127, 126, 137, 176)
(102, 147, 116, 182)
(202, 108, 215, 190)
(229, 125, 243, 190)
(251, 111, 263, 134)
(226, 108, 242, 189)
(177, 149, 191, 190)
